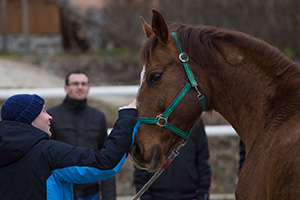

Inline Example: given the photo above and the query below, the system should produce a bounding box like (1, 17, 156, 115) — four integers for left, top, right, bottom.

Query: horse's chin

(131, 158, 162, 173)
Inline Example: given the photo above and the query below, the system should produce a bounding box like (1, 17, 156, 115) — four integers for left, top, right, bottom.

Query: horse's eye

(149, 72, 163, 85)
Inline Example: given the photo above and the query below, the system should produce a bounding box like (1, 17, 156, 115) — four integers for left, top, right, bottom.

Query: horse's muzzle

(130, 143, 162, 172)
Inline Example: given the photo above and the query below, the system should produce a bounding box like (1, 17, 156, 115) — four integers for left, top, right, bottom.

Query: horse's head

(130, 10, 208, 172)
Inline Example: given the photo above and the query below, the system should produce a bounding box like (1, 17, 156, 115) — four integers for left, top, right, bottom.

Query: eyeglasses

(68, 82, 89, 87)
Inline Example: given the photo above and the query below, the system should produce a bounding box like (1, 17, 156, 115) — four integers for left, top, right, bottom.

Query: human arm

(50, 109, 139, 179)
(47, 100, 139, 199)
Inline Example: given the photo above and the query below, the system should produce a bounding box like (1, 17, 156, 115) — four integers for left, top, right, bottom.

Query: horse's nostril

(131, 143, 143, 160)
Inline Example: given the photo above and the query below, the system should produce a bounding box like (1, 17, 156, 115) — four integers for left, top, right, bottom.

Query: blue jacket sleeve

(47, 108, 140, 200)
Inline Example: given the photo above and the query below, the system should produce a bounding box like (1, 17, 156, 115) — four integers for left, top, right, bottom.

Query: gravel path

(0, 58, 134, 106)
(0, 58, 64, 88)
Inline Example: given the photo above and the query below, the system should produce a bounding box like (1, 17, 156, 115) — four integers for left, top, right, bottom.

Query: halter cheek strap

(137, 32, 206, 140)
(172, 32, 207, 108)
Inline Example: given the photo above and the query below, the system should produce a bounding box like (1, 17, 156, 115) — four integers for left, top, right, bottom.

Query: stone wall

(0, 34, 62, 55)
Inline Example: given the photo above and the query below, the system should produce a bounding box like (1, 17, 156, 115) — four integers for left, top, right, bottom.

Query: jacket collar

(63, 95, 87, 111)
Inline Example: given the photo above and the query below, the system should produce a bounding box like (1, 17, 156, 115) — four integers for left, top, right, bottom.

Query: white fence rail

(108, 125, 236, 136)
(0, 86, 237, 136)
(0, 85, 139, 99)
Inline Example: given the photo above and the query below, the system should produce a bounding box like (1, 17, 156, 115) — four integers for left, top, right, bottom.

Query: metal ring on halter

(179, 52, 189, 62)
(156, 114, 168, 127)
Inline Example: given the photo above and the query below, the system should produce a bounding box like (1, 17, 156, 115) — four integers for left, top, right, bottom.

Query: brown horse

(130, 9, 300, 199)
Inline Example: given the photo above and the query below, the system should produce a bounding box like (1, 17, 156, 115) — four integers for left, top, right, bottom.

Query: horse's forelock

(140, 35, 158, 65)
(172, 24, 220, 67)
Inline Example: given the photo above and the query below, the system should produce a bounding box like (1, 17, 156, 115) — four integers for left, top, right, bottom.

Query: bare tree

(155, 0, 300, 59)
(49, 0, 300, 59)
(100, 0, 154, 50)
(1, 0, 7, 53)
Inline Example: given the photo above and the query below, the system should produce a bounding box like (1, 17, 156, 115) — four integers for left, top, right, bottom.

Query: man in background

(48, 70, 116, 200)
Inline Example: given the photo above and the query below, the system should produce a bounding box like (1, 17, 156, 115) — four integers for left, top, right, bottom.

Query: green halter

(137, 32, 206, 140)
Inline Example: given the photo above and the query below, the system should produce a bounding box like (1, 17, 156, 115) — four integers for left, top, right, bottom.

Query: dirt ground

(0, 58, 64, 88)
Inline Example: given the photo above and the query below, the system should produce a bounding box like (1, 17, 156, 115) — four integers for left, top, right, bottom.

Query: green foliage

(96, 47, 134, 57)
(0, 52, 24, 60)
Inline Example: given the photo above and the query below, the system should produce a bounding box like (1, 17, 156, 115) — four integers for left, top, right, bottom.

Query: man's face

(64, 74, 90, 101)
(31, 106, 53, 136)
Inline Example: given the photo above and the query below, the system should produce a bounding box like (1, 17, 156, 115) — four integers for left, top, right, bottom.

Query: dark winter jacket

(47, 96, 114, 199)
(239, 140, 246, 173)
(134, 119, 211, 200)
(0, 109, 139, 200)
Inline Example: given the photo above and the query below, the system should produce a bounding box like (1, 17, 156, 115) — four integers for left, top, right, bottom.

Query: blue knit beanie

(1, 94, 45, 124)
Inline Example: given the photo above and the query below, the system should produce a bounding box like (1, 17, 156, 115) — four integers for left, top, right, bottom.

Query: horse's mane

(141, 22, 296, 77)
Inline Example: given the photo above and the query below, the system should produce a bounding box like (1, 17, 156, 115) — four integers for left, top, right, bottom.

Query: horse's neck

(208, 60, 300, 148)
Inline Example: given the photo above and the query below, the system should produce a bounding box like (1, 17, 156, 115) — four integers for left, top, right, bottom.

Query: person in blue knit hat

(0, 94, 140, 200)
(1, 94, 44, 122)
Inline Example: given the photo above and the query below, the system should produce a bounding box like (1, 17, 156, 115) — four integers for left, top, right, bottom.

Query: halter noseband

(137, 32, 206, 140)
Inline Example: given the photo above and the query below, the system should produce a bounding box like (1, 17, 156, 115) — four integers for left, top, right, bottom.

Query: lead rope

(132, 141, 186, 200)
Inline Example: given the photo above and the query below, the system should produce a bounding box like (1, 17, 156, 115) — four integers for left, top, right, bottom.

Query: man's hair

(65, 70, 89, 85)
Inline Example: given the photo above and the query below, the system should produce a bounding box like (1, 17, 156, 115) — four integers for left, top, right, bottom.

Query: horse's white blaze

(137, 65, 146, 96)
(140, 65, 146, 85)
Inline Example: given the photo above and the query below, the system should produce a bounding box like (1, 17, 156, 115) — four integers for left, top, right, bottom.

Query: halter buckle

(194, 86, 203, 98)
(156, 114, 168, 127)
(179, 52, 189, 62)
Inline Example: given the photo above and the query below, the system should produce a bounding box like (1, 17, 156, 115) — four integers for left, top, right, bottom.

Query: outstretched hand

(118, 99, 137, 110)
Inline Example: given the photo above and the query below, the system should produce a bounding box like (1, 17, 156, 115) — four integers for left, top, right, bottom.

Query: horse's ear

(151, 9, 169, 45)
(140, 17, 153, 38)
